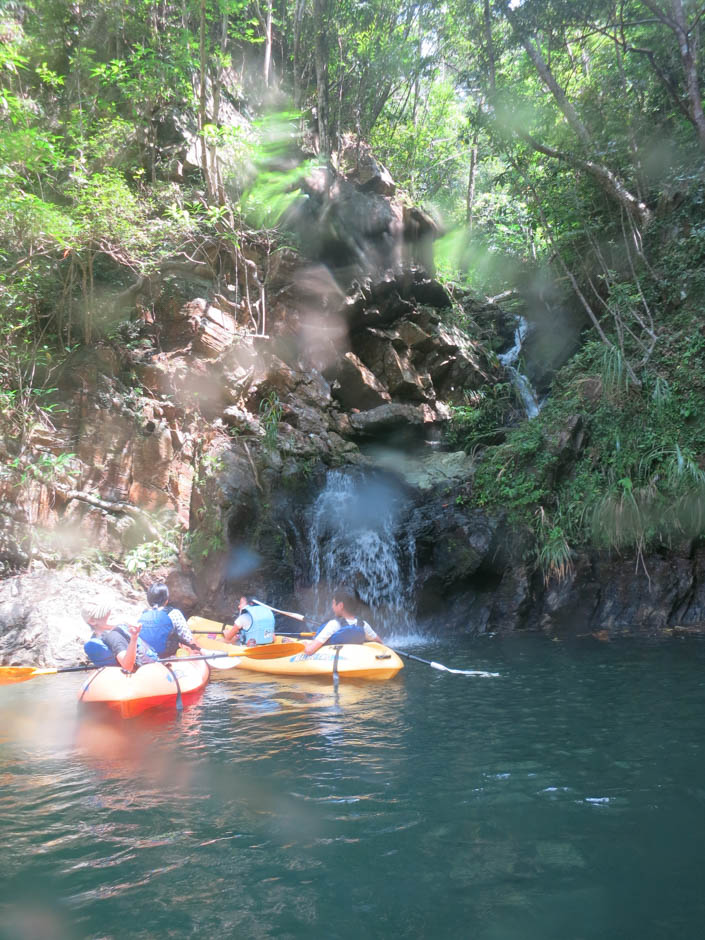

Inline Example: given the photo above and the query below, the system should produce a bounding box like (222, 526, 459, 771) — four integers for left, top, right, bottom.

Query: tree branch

(518, 132, 652, 226)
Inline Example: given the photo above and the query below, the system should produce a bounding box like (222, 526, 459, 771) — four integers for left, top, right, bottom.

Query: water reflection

(72, 706, 206, 792)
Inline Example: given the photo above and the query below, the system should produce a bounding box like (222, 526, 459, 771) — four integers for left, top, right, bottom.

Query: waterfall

(499, 316, 541, 419)
(307, 469, 416, 633)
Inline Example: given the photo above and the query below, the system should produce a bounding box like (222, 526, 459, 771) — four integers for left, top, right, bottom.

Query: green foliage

(259, 390, 283, 448)
(445, 383, 512, 450)
(6, 450, 78, 486)
(470, 290, 705, 567)
(68, 169, 150, 250)
(186, 519, 226, 562)
(193, 451, 224, 488)
(187, 450, 226, 562)
(535, 508, 574, 585)
(124, 522, 183, 575)
(371, 79, 468, 212)
(236, 113, 318, 229)
(599, 345, 633, 400)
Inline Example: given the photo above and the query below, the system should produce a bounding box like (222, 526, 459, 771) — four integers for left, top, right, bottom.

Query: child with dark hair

(138, 582, 201, 657)
(303, 586, 381, 656)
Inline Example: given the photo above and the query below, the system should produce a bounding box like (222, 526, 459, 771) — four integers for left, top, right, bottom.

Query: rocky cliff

(2, 139, 703, 666)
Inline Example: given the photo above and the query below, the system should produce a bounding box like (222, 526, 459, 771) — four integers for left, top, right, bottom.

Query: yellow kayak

(188, 616, 404, 681)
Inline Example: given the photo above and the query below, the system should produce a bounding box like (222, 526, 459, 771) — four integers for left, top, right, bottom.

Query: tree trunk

(293, 0, 307, 108)
(466, 128, 480, 228)
(198, 0, 213, 201)
(664, 0, 705, 151)
(484, 0, 496, 95)
(499, 1, 649, 225)
(314, 0, 331, 156)
(502, 3, 593, 150)
(263, 0, 273, 88)
(210, 9, 230, 206)
(520, 132, 652, 227)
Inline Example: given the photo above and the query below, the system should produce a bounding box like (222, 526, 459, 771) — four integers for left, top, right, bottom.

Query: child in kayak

(223, 594, 275, 645)
(303, 587, 381, 656)
(137, 583, 202, 657)
(82, 601, 159, 672)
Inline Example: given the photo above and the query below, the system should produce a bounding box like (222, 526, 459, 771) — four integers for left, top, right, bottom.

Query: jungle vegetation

(3, 0, 705, 579)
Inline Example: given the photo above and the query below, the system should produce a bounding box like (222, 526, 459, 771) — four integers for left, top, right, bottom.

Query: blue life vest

(240, 604, 275, 645)
(84, 627, 159, 667)
(84, 636, 119, 667)
(138, 606, 176, 656)
(317, 618, 368, 646)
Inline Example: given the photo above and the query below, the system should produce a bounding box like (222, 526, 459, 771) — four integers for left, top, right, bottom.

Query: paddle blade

(430, 662, 499, 677)
(207, 656, 242, 670)
(0, 666, 58, 685)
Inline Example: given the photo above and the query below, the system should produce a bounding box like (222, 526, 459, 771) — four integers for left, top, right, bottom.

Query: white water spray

(499, 316, 542, 419)
(307, 470, 416, 635)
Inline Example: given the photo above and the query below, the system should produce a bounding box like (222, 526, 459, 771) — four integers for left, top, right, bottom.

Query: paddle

(391, 650, 499, 677)
(251, 600, 499, 678)
(0, 642, 306, 686)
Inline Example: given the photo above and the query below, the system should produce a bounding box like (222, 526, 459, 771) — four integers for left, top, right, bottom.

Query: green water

(1, 635, 704, 939)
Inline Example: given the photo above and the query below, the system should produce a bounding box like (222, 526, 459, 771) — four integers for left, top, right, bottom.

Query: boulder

(381, 345, 434, 401)
(352, 327, 392, 375)
(397, 319, 433, 350)
(280, 399, 331, 437)
(331, 352, 391, 411)
(402, 205, 440, 274)
(335, 136, 396, 196)
(361, 449, 474, 491)
(193, 303, 238, 357)
(420, 335, 489, 402)
(348, 402, 444, 436)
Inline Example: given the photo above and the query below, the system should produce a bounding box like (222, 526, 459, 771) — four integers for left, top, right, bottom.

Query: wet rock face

(0, 130, 590, 634)
(409, 500, 705, 638)
(398, 479, 705, 638)
(533, 553, 702, 637)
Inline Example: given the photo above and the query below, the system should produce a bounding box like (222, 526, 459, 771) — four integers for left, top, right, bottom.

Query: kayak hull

(189, 619, 404, 681)
(78, 658, 210, 719)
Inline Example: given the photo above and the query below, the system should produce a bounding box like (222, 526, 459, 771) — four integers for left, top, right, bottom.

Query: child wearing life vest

(82, 601, 159, 671)
(303, 586, 381, 656)
(138, 583, 201, 657)
(223, 594, 275, 645)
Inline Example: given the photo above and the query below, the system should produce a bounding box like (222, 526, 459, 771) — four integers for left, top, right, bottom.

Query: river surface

(0, 633, 704, 940)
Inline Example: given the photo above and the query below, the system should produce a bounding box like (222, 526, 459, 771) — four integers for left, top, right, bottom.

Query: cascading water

(307, 469, 416, 635)
(499, 315, 541, 419)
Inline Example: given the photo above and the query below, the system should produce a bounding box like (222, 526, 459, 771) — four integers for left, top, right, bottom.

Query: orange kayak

(77, 657, 210, 719)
